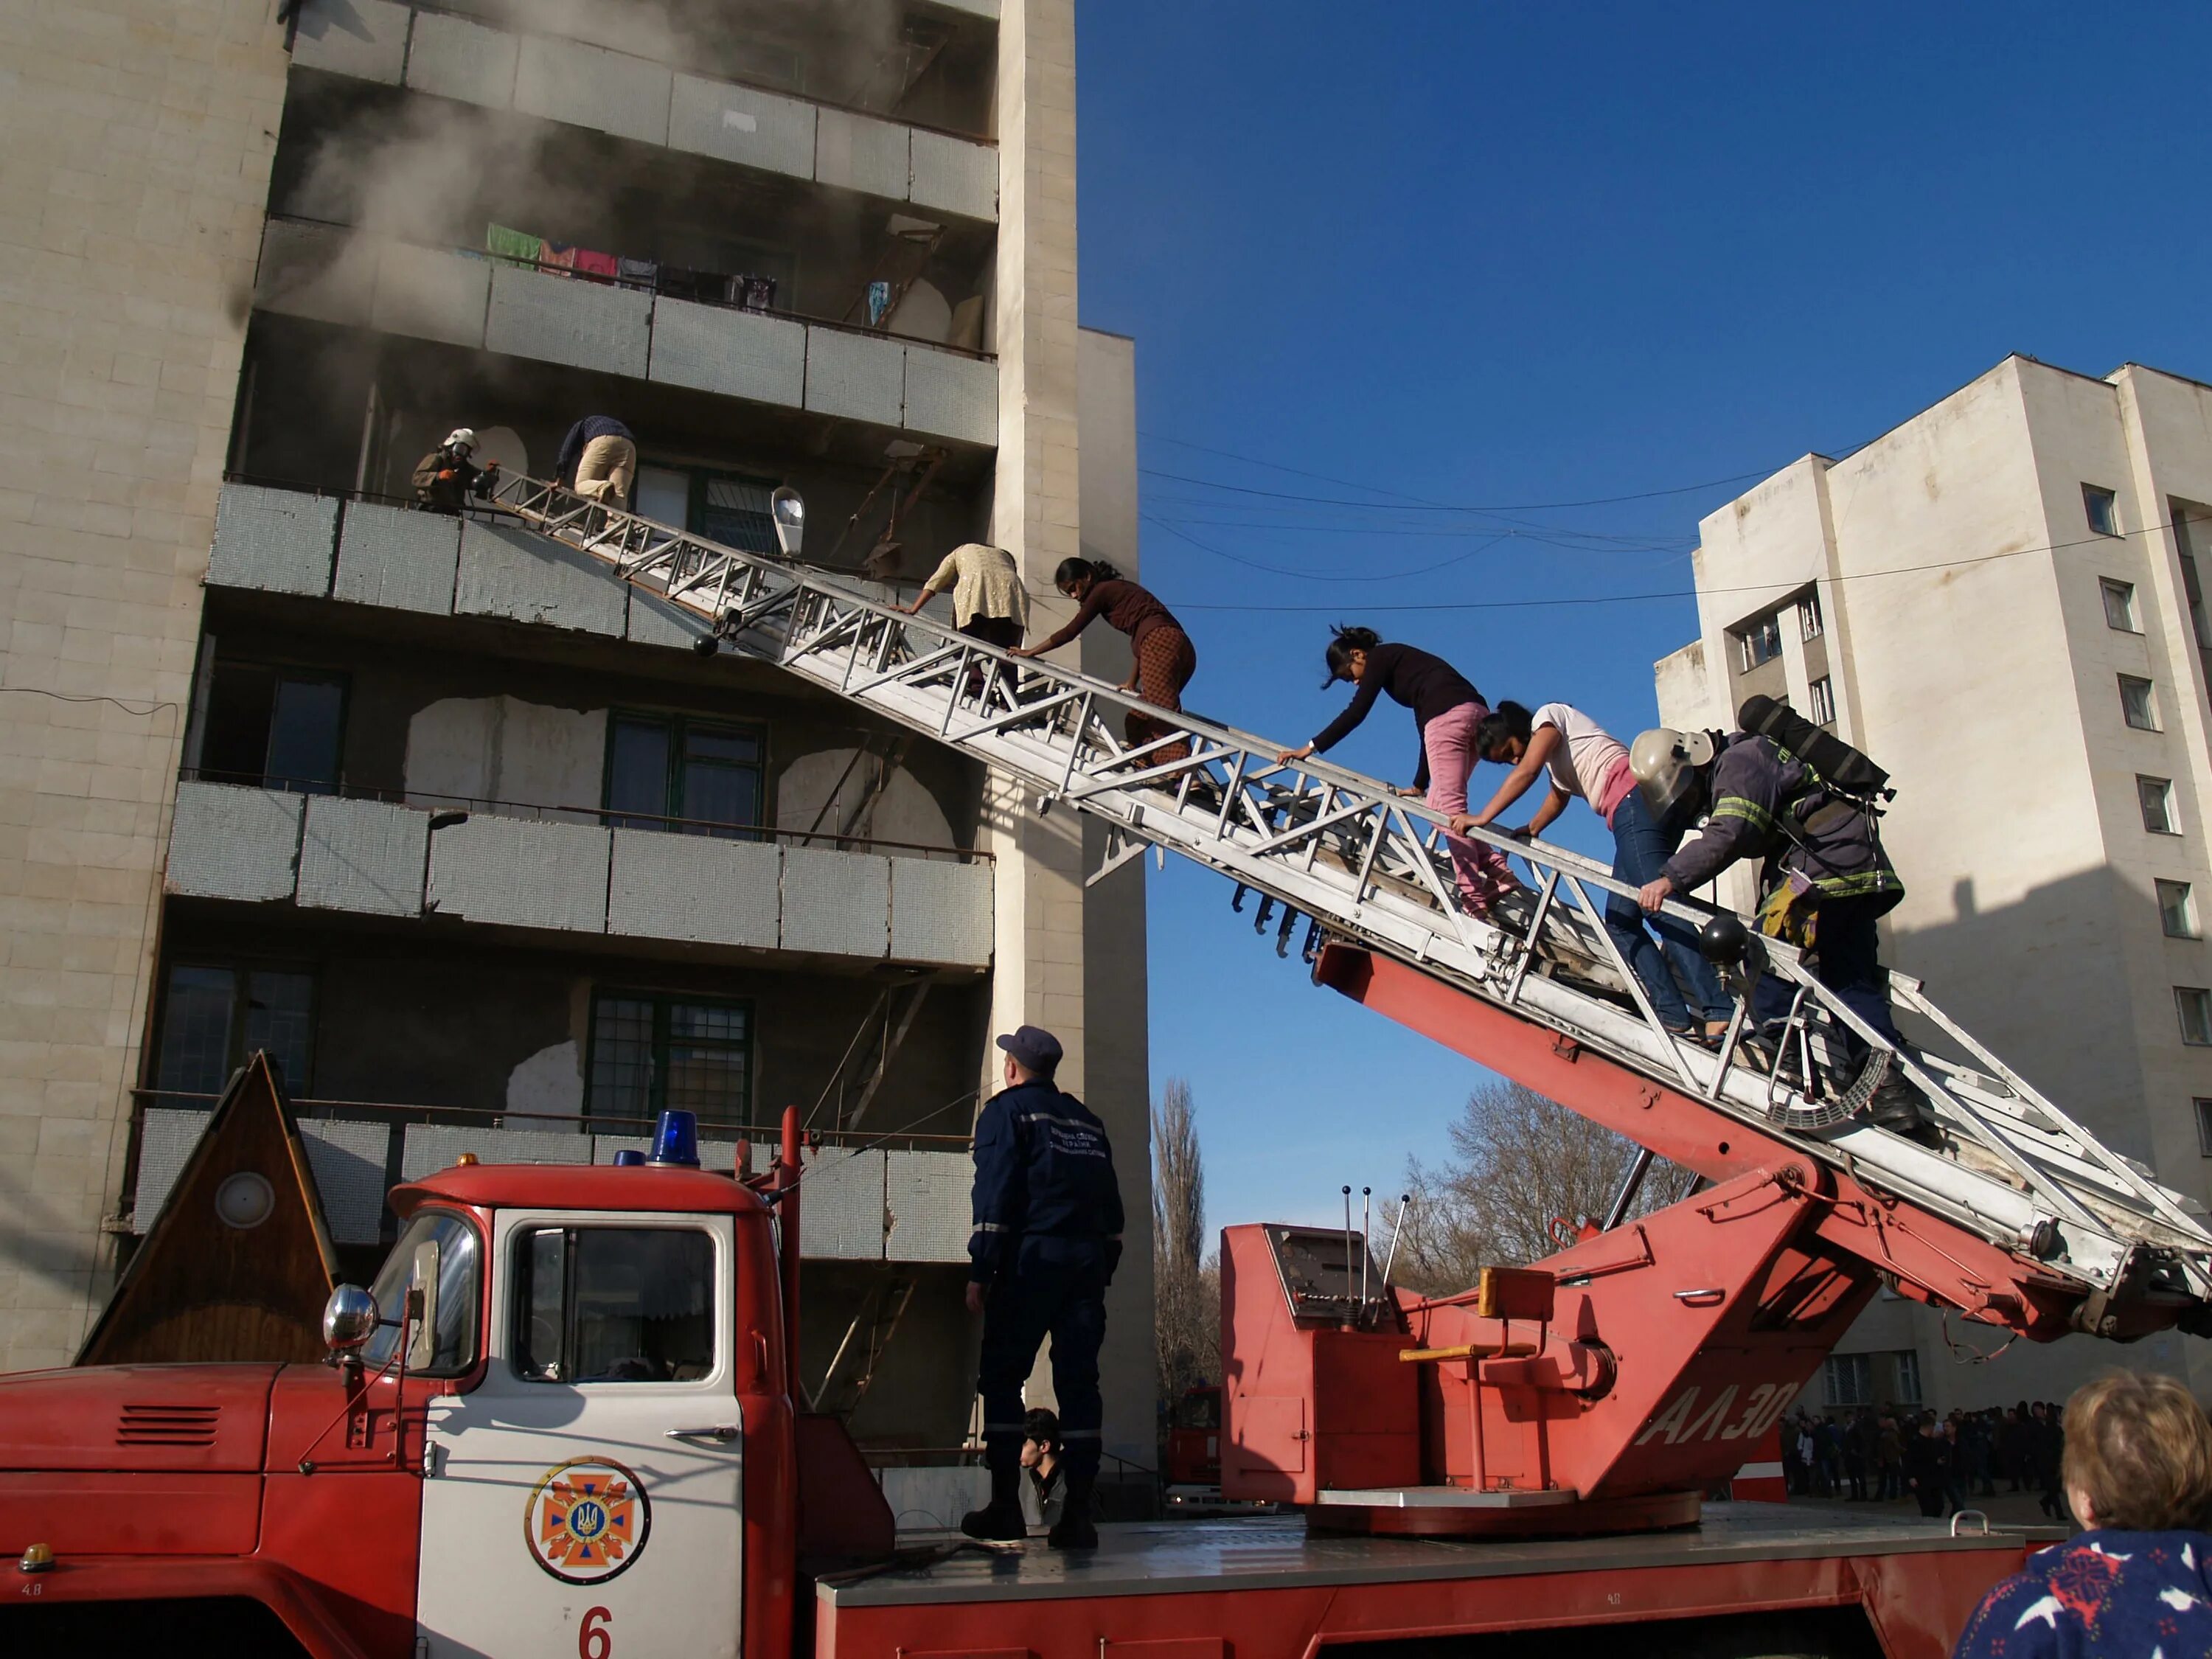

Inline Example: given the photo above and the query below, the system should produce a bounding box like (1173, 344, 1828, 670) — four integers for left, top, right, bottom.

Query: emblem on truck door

(523, 1458, 652, 1584)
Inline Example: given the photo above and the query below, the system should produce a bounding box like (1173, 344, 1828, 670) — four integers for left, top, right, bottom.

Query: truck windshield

(362, 1209, 481, 1375)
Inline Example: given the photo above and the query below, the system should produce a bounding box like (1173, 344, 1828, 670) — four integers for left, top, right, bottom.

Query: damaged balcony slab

(455, 519, 629, 636)
(164, 779, 992, 970)
(288, 0, 998, 220)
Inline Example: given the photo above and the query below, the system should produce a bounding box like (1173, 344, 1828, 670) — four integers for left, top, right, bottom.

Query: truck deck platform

(821, 1507, 2064, 1625)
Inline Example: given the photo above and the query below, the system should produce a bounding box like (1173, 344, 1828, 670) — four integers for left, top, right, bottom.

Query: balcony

(251, 219, 996, 450)
(129, 1095, 973, 1259)
(288, 0, 1000, 212)
(164, 775, 992, 968)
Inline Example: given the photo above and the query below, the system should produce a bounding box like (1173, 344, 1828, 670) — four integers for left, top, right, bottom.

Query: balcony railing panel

(168, 783, 305, 902)
(782, 845, 891, 959)
(647, 296, 807, 406)
(333, 498, 461, 613)
(426, 814, 611, 934)
(484, 260, 653, 378)
(455, 518, 628, 636)
(209, 484, 336, 597)
(669, 73, 818, 181)
(372, 242, 490, 348)
(514, 32, 673, 148)
(290, 0, 411, 83)
(299, 795, 428, 917)
(804, 325, 907, 427)
(607, 828, 780, 950)
(406, 9, 521, 109)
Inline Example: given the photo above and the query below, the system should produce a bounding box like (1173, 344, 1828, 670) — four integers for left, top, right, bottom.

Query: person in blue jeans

(1455, 701, 1732, 1041)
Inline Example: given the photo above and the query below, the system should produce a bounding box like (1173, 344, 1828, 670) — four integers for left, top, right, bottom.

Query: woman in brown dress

(1014, 559, 1197, 765)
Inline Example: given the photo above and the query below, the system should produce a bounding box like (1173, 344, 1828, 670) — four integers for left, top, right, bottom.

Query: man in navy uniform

(961, 1023, 1124, 1548)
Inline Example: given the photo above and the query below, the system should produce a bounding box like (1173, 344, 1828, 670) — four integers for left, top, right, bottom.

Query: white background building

(1657, 353, 2212, 1409)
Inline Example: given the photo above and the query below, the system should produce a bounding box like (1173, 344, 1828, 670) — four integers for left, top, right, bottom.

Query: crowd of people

(1783, 1401, 2073, 1519)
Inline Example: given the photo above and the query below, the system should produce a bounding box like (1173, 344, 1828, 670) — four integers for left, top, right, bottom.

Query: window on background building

(153, 963, 316, 1098)
(1797, 591, 1824, 641)
(2084, 484, 2120, 537)
(2178, 987, 2212, 1046)
(2198, 1099, 2212, 1156)
(2159, 880, 2199, 939)
(587, 992, 752, 1127)
(604, 713, 765, 838)
(2101, 577, 2140, 632)
(2121, 674, 2161, 731)
(1736, 613, 1783, 672)
(198, 663, 345, 793)
(1891, 1349, 1923, 1405)
(1807, 676, 1837, 727)
(1823, 1352, 1873, 1407)
(2140, 775, 2178, 835)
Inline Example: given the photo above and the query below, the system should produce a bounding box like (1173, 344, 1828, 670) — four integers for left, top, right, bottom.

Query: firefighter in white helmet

(1629, 724, 1934, 1139)
(410, 427, 498, 514)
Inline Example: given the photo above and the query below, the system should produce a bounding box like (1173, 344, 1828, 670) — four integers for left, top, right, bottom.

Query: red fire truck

(0, 1052, 2180, 1659)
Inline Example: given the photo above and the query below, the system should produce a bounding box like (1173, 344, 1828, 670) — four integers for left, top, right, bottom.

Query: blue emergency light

(649, 1109, 701, 1167)
(611, 1149, 646, 1167)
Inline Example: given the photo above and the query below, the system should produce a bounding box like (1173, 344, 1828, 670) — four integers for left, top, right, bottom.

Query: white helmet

(1630, 727, 1717, 821)
(443, 427, 477, 454)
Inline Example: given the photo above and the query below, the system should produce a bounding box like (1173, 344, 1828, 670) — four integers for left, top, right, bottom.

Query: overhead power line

(1158, 517, 2194, 613)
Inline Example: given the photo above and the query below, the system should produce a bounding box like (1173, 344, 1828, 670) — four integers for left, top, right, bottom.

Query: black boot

(1048, 1464, 1099, 1550)
(1863, 1068, 1941, 1147)
(961, 1455, 1026, 1542)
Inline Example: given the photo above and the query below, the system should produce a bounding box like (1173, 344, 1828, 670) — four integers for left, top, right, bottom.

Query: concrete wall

(0, 2, 289, 1374)
(1658, 353, 2212, 1404)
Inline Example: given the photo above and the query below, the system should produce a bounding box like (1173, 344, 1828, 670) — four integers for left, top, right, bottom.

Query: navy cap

(995, 1023, 1063, 1077)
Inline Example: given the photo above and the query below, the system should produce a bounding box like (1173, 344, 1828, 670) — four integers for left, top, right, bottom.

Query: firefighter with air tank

(1630, 698, 1938, 1141)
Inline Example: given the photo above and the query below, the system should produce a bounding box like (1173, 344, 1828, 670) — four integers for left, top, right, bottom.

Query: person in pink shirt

(1454, 700, 1732, 1042)
(1277, 627, 1519, 918)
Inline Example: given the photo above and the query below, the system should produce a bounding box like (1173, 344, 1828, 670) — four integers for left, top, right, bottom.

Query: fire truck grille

(116, 1405, 220, 1446)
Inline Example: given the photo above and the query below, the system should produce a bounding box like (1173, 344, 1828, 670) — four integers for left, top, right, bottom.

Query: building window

(2140, 775, 2178, 835)
(153, 963, 316, 1097)
(587, 991, 752, 1127)
(1797, 591, 1824, 641)
(1807, 676, 1837, 727)
(2197, 1099, 2212, 1156)
(605, 713, 765, 838)
(2100, 577, 2140, 633)
(2179, 987, 2212, 1046)
(1891, 1349, 1922, 1405)
(2120, 674, 2160, 731)
(2159, 880, 2199, 939)
(1823, 1352, 1873, 1407)
(2083, 484, 2120, 537)
(199, 663, 346, 793)
(1736, 613, 1783, 672)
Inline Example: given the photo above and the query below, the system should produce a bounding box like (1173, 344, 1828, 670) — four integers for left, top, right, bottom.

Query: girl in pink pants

(1278, 627, 1519, 917)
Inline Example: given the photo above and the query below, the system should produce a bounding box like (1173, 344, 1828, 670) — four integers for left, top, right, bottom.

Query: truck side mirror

(323, 1284, 377, 1353)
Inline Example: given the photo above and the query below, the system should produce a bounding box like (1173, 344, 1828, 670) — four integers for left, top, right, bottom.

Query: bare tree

(1385, 1078, 1697, 1293)
(1152, 1078, 1220, 1401)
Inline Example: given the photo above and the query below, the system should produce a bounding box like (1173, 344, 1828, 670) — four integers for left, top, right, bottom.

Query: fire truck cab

(2, 1118, 831, 1659)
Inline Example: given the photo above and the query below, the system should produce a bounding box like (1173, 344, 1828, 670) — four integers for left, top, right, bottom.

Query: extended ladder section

(487, 473, 2212, 1329)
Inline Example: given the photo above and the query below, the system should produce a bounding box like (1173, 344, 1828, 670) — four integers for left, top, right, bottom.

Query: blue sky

(1073, 2, 2212, 1234)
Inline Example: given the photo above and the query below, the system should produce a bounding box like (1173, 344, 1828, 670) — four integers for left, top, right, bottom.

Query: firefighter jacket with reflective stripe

(1661, 733, 1903, 911)
(969, 1080, 1125, 1285)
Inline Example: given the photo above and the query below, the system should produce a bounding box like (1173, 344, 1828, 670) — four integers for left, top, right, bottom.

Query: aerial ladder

(487, 470, 2212, 1536)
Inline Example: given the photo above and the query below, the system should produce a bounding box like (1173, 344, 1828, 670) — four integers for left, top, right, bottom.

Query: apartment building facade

(1655, 353, 2212, 1410)
(0, 0, 1158, 1490)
